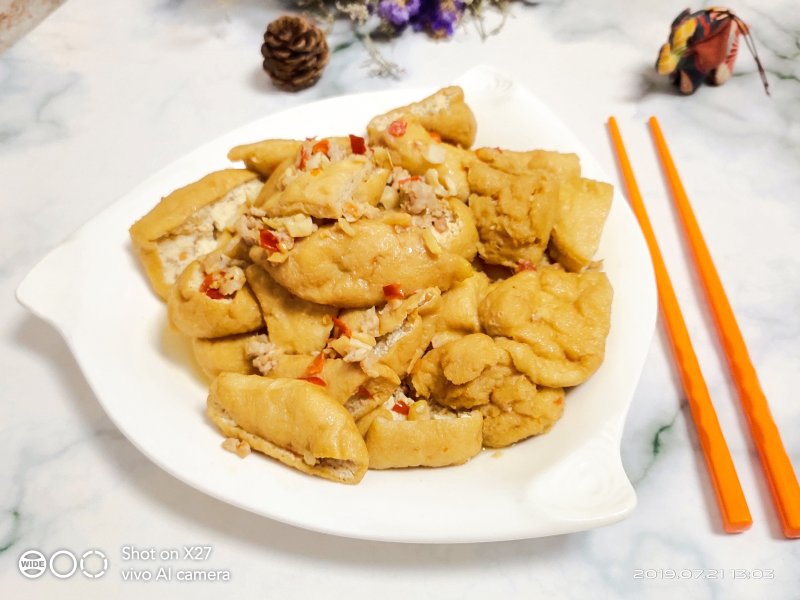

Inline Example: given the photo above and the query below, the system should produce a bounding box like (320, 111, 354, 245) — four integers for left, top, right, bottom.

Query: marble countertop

(1, 0, 798, 597)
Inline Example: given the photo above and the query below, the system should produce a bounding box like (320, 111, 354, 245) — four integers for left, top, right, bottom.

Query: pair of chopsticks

(608, 116, 800, 538)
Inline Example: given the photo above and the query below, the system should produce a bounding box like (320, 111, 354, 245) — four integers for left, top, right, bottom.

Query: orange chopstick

(608, 117, 752, 533)
(649, 116, 800, 538)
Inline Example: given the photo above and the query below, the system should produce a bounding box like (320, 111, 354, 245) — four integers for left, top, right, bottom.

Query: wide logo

(18, 548, 108, 580)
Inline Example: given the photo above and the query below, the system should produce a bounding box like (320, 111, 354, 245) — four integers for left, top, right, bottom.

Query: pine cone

(261, 15, 329, 92)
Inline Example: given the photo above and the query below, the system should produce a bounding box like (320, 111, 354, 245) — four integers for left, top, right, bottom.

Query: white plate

(17, 66, 656, 543)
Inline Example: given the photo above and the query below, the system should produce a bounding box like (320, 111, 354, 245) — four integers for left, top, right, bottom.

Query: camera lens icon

(18, 550, 47, 579)
(48, 550, 78, 579)
(80, 549, 108, 578)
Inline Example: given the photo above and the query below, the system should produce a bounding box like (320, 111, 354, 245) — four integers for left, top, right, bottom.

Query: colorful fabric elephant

(656, 7, 769, 95)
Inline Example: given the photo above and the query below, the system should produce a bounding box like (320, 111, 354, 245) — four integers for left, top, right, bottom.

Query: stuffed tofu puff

(227, 139, 302, 178)
(467, 160, 559, 269)
(130, 86, 615, 483)
(245, 264, 335, 354)
(192, 331, 264, 378)
(363, 399, 483, 469)
(367, 86, 477, 149)
(167, 258, 263, 339)
(129, 169, 262, 299)
(208, 374, 369, 483)
(256, 138, 391, 220)
(251, 217, 473, 308)
(481, 268, 613, 388)
(475, 147, 612, 273)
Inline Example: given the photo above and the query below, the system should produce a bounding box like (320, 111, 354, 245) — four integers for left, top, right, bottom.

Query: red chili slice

(205, 288, 226, 300)
(299, 376, 327, 387)
(515, 260, 536, 273)
(304, 352, 326, 377)
(356, 386, 373, 399)
(382, 283, 405, 300)
(259, 229, 281, 252)
(391, 400, 410, 415)
(297, 146, 310, 169)
(349, 134, 367, 154)
(332, 317, 352, 338)
(199, 274, 214, 293)
(388, 120, 407, 137)
(311, 139, 329, 156)
(199, 274, 229, 300)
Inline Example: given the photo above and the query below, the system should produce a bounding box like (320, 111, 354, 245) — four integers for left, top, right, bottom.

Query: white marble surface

(1, 0, 799, 597)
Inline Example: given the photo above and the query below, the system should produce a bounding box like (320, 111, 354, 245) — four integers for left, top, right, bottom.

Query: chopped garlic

(379, 186, 400, 210)
(422, 227, 442, 256)
(424, 143, 446, 165)
(222, 438, 251, 458)
(383, 212, 412, 227)
(264, 213, 318, 238)
(245, 334, 281, 375)
(217, 266, 246, 296)
(337, 218, 355, 236)
(330, 336, 374, 363)
(351, 332, 377, 347)
(267, 251, 289, 263)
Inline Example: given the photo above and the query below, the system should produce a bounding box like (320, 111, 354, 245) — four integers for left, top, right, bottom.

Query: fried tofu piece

(192, 331, 265, 378)
(167, 260, 263, 339)
(436, 198, 479, 260)
(208, 374, 369, 484)
(479, 383, 565, 448)
(369, 117, 472, 200)
(337, 307, 380, 339)
(248, 343, 400, 419)
(269, 354, 367, 405)
(245, 264, 335, 354)
(370, 313, 437, 378)
(342, 364, 401, 421)
(250, 137, 390, 220)
(435, 333, 505, 386)
(475, 148, 612, 271)
(479, 268, 613, 387)
(475, 147, 580, 181)
(227, 139, 303, 178)
(364, 407, 483, 469)
(411, 334, 509, 409)
(251, 218, 473, 308)
(467, 161, 559, 268)
(376, 288, 441, 335)
(129, 169, 262, 300)
(391, 180, 478, 259)
(330, 289, 441, 379)
(411, 334, 566, 446)
(549, 177, 613, 272)
(367, 86, 477, 148)
(259, 155, 390, 220)
(430, 272, 490, 347)
(256, 157, 295, 208)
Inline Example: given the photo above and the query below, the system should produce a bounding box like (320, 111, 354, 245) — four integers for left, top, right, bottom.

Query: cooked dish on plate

(129, 86, 614, 484)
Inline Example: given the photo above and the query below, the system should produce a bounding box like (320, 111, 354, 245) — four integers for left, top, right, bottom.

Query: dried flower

(292, 0, 512, 76)
(378, 0, 421, 27)
(413, 0, 465, 37)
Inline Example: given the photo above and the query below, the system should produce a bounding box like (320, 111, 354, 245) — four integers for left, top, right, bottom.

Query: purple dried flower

(377, 0, 422, 28)
(411, 0, 465, 38)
